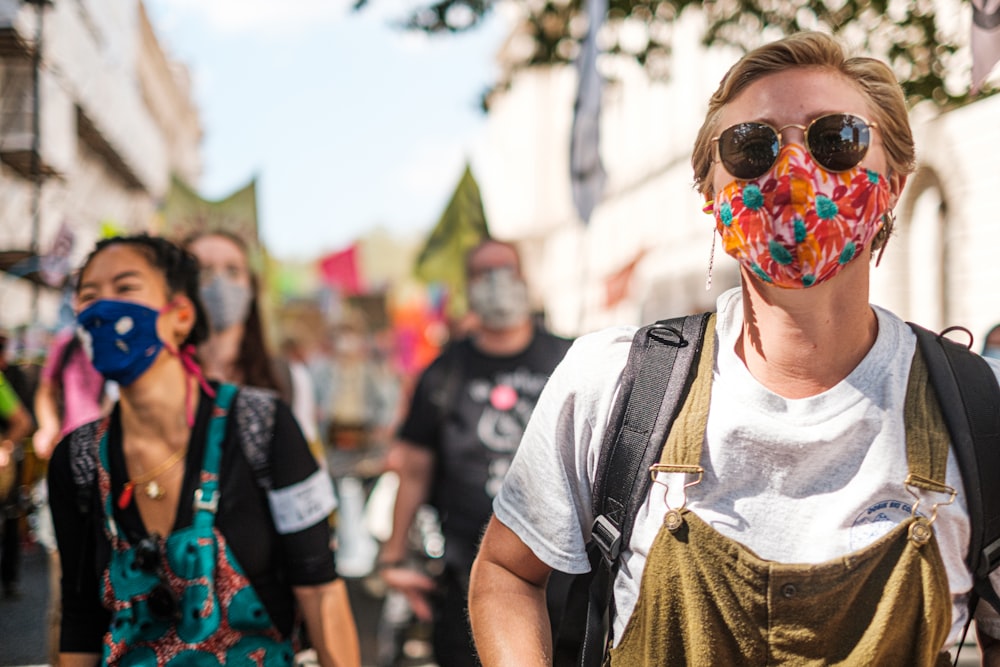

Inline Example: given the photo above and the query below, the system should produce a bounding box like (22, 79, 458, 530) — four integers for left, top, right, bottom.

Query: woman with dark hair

(48, 234, 360, 666)
(185, 232, 319, 446)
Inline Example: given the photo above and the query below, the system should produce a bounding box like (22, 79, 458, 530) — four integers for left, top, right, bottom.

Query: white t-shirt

(493, 287, 1000, 651)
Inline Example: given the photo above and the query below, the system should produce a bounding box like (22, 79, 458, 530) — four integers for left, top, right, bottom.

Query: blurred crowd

(0, 232, 563, 667)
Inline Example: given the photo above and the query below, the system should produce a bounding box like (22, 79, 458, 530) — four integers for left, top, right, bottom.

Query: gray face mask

(468, 268, 531, 331)
(200, 275, 252, 333)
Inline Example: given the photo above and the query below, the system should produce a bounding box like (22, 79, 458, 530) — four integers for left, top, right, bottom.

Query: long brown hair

(183, 231, 281, 394)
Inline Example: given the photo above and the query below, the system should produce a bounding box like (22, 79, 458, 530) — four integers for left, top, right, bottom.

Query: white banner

(569, 0, 608, 224)
(972, 0, 1000, 93)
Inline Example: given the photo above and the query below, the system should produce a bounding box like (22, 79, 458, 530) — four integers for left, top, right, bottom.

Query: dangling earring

(705, 231, 716, 291)
(875, 209, 896, 267)
(703, 198, 716, 291)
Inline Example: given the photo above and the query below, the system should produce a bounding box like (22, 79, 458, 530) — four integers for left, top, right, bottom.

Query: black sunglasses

(713, 113, 878, 180)
(133, 534, 179, 622)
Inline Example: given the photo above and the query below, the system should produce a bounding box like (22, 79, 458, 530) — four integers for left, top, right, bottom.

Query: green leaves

(364, 0, 997, 109)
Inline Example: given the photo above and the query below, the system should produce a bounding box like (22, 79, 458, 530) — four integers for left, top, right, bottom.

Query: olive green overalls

(609, 321, 956, 667)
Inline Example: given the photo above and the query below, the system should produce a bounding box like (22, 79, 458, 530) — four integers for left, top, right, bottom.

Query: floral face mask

(713, 145, 892, 289)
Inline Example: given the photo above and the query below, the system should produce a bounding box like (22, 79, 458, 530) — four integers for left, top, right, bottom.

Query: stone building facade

(479, 10, 1000, 346)
(0, 0, 201, 335)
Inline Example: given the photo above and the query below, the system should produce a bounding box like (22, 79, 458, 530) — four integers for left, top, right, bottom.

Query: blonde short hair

(691, 31, 916, 198)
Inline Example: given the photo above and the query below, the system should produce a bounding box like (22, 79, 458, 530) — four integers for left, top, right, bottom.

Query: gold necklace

(118, 447, 187, 509)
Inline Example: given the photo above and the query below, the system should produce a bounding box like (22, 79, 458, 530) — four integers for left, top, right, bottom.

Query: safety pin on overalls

(649, 464, 704, 532)
(903, 472, 956, 545)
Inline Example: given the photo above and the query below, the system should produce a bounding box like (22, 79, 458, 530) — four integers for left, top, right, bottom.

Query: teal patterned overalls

(96, 384, 295, 666)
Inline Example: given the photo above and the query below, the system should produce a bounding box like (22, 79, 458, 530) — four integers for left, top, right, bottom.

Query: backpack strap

(67, 387, 280, 505)
(909, 323, 1000, 613)
(231, 385, 280, 491)
(577, 312, 713, 666)
(67, 418, 104, 515)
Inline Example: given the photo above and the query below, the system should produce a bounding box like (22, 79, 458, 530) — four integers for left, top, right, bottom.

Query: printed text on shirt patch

(267, 470, 337, 534)
(849, 498, 917, 550)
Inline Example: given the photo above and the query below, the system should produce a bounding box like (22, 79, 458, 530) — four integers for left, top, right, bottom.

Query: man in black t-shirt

(379, 239, 572, 667)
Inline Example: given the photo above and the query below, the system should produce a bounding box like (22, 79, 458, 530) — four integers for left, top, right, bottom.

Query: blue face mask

(984, 346, 1000, 360)
(76, 300, 166, 387)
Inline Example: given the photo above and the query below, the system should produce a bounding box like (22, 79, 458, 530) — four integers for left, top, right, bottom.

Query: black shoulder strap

(66, 388, 280, 504)
(577, 312, 712, 666)
(909, 323, 1000, 613)
(232, 386, 279, 491)
(68, 419, 102, 515)
(591, 313, 713, 560)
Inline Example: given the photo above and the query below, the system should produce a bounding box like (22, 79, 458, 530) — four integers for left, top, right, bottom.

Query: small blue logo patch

(849, 499, 919, 550)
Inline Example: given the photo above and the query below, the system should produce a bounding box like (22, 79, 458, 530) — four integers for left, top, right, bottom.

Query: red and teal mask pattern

(713, 145, 892, 289)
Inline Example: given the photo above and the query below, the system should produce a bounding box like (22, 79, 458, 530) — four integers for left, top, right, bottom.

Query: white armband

(267, 470, 337, 535)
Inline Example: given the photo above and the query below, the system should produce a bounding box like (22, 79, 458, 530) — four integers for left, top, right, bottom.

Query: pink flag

(972, 0, 1000, 93)
(319, 244, 363, 295)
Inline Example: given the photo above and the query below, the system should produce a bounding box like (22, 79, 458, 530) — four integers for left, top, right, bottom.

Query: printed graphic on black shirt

(398, 330, 573, 547)
(469, 366, 553, 497)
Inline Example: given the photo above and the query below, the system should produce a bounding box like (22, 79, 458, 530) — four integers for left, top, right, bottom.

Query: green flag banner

(157, 175, 261, 263)
(414, 164, 490, 316)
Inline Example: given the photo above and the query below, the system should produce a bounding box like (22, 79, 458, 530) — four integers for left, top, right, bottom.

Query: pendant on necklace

(144, 480, 166, 500)
(118, 482, 135, 510)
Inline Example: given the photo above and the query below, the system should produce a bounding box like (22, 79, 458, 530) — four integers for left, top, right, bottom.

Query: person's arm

(48, 435, 110, 659)
(32, 377, 61, 459)
(470, 516, 555, 667)
(0, 372, 33, 441)
(293, 579, 360, 667)
(0, 374, 32, 468)
(262, 401, 357, 664)
(377, 439, 437, 620)
(3, 402, 33, 443)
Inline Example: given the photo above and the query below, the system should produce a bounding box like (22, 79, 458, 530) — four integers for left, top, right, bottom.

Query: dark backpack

(558, 313, 1000, 667)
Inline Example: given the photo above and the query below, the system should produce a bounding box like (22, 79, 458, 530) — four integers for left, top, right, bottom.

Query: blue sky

(143, 0, 509, 260)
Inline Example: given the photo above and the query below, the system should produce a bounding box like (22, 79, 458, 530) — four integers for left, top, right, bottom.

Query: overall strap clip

(591, 515, 622, 564)
(193, 488, 219, 514)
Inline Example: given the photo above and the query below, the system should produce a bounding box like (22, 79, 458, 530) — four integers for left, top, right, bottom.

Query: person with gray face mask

(378, 238, 574, 667)
(185, 232, 319, 449)
(185, 233, 282, 393)
(200, 272, 253, 334)
(466, 266, 531, 332)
